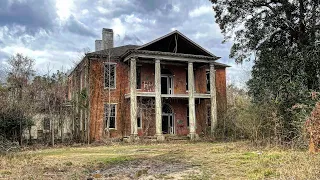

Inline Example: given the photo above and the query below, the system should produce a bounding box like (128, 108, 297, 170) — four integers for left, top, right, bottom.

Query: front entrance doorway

(162, 104, 174, 134)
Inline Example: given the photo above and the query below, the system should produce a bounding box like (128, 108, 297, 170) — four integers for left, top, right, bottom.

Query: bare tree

(138, 97, 155, 136)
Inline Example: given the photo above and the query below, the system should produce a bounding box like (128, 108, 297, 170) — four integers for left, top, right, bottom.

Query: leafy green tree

(210, 0, 320, 141)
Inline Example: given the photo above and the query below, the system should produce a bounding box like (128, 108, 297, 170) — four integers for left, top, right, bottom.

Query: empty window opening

(105, 104, 116, 129)
(104, 63, 116, 88)
(137, 112, 142, 129)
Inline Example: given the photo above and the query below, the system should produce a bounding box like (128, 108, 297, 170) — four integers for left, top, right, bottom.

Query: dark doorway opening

(162, 104, 174, 134)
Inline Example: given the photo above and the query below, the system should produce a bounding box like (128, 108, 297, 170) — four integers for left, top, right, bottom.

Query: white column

(130, 57, 138, 137)
(188, 62, 197, 140)
(210, 63, 218, 136)
(155, 59, 164, 141)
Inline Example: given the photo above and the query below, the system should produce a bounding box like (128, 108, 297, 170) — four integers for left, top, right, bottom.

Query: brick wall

(89, 58, 130, 141)
(86, 59, 227, 141)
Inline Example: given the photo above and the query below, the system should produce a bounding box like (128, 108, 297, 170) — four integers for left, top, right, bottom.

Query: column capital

(209, 62, 215, 67)
(155, 58, 161, 63)
(130, 56, 137, 61)
(188, 61, 193, 65)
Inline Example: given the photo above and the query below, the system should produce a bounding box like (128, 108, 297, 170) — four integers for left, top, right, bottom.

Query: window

(43, 117, 50, 130)
(207, 106, 211, 126)
(105, 104, 116, 129)
(206, 71, 210, 93)
(104, 63, 116, 88)
(137, 66, 141, 89)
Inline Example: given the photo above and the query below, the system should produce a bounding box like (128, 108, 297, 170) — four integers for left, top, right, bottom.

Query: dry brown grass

(0, 141, 320, 179)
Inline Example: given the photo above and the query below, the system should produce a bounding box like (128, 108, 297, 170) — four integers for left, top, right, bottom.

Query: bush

(0, 106, 33, 144)
(218, 85, 283, 145)
(220, 85, 319, 148)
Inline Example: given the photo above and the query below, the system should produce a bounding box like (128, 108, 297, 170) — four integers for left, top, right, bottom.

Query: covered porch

(122, 31, 221, 141)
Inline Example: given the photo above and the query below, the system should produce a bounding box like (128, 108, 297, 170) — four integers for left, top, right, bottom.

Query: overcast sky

(0, 0, 252, 87)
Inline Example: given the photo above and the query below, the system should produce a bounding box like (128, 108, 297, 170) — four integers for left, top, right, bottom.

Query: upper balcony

(125, 61, 212, 99)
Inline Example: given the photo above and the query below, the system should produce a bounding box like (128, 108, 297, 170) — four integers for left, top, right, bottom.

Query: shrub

(0, 106, 32, 144)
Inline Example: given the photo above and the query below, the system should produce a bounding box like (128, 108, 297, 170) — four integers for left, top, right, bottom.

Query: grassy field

(1, 141, 320, 180)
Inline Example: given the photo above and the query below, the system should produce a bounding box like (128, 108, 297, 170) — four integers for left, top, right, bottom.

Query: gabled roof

(87, 45, 139, 58)
(137, 30, 218, 58)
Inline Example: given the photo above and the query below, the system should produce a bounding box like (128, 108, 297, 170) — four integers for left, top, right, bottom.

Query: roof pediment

(137, 30, 217, 58)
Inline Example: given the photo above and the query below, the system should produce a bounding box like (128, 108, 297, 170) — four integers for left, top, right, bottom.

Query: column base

(126, 134, 139, 142)
(155, 134, 165, 141)
(188, 133, 199, 141)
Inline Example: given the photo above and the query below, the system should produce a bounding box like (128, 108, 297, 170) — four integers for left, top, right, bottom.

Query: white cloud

(82, 9, 89, 15)
(189, 6, 212, 18)
(97, 6, 110, 14)
(111, 18, 126, 39)
(124, 14, 142, 23)
(56, 0, 75, 20)
(0, 0, 251, 87)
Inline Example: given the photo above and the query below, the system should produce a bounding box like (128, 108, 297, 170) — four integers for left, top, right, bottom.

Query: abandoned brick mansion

(68, 28, 229, 142)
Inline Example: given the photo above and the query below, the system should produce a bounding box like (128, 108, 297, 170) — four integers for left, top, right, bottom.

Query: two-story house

(68, 28, 229, 142)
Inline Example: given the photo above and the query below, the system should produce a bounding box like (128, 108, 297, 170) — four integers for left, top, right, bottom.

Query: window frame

(104, 103, 117, 130)
(104, 62, 117, 89)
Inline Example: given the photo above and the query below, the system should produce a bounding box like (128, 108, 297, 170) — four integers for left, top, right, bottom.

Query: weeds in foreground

(0, 142, 320, 179)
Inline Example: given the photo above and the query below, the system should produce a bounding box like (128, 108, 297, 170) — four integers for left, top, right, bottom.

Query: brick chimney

(102, 28, 114, 50)
(95, 40, 103, 51)
(94, 28, 114, 51)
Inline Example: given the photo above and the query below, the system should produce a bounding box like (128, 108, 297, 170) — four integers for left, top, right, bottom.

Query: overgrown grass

(0, 141, 320, 179)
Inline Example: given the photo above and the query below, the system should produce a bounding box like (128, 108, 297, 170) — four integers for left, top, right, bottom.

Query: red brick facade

(68, 31, 229, 142)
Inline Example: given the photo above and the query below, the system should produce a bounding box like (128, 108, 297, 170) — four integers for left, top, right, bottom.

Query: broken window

(105, 104, 116, 129)
(137, 66, 141, 89)
(206, 71, 210, 93)
(43, 117, 50, 130)
(207, 106, 211, 126)
(104, 63, 116, 88)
